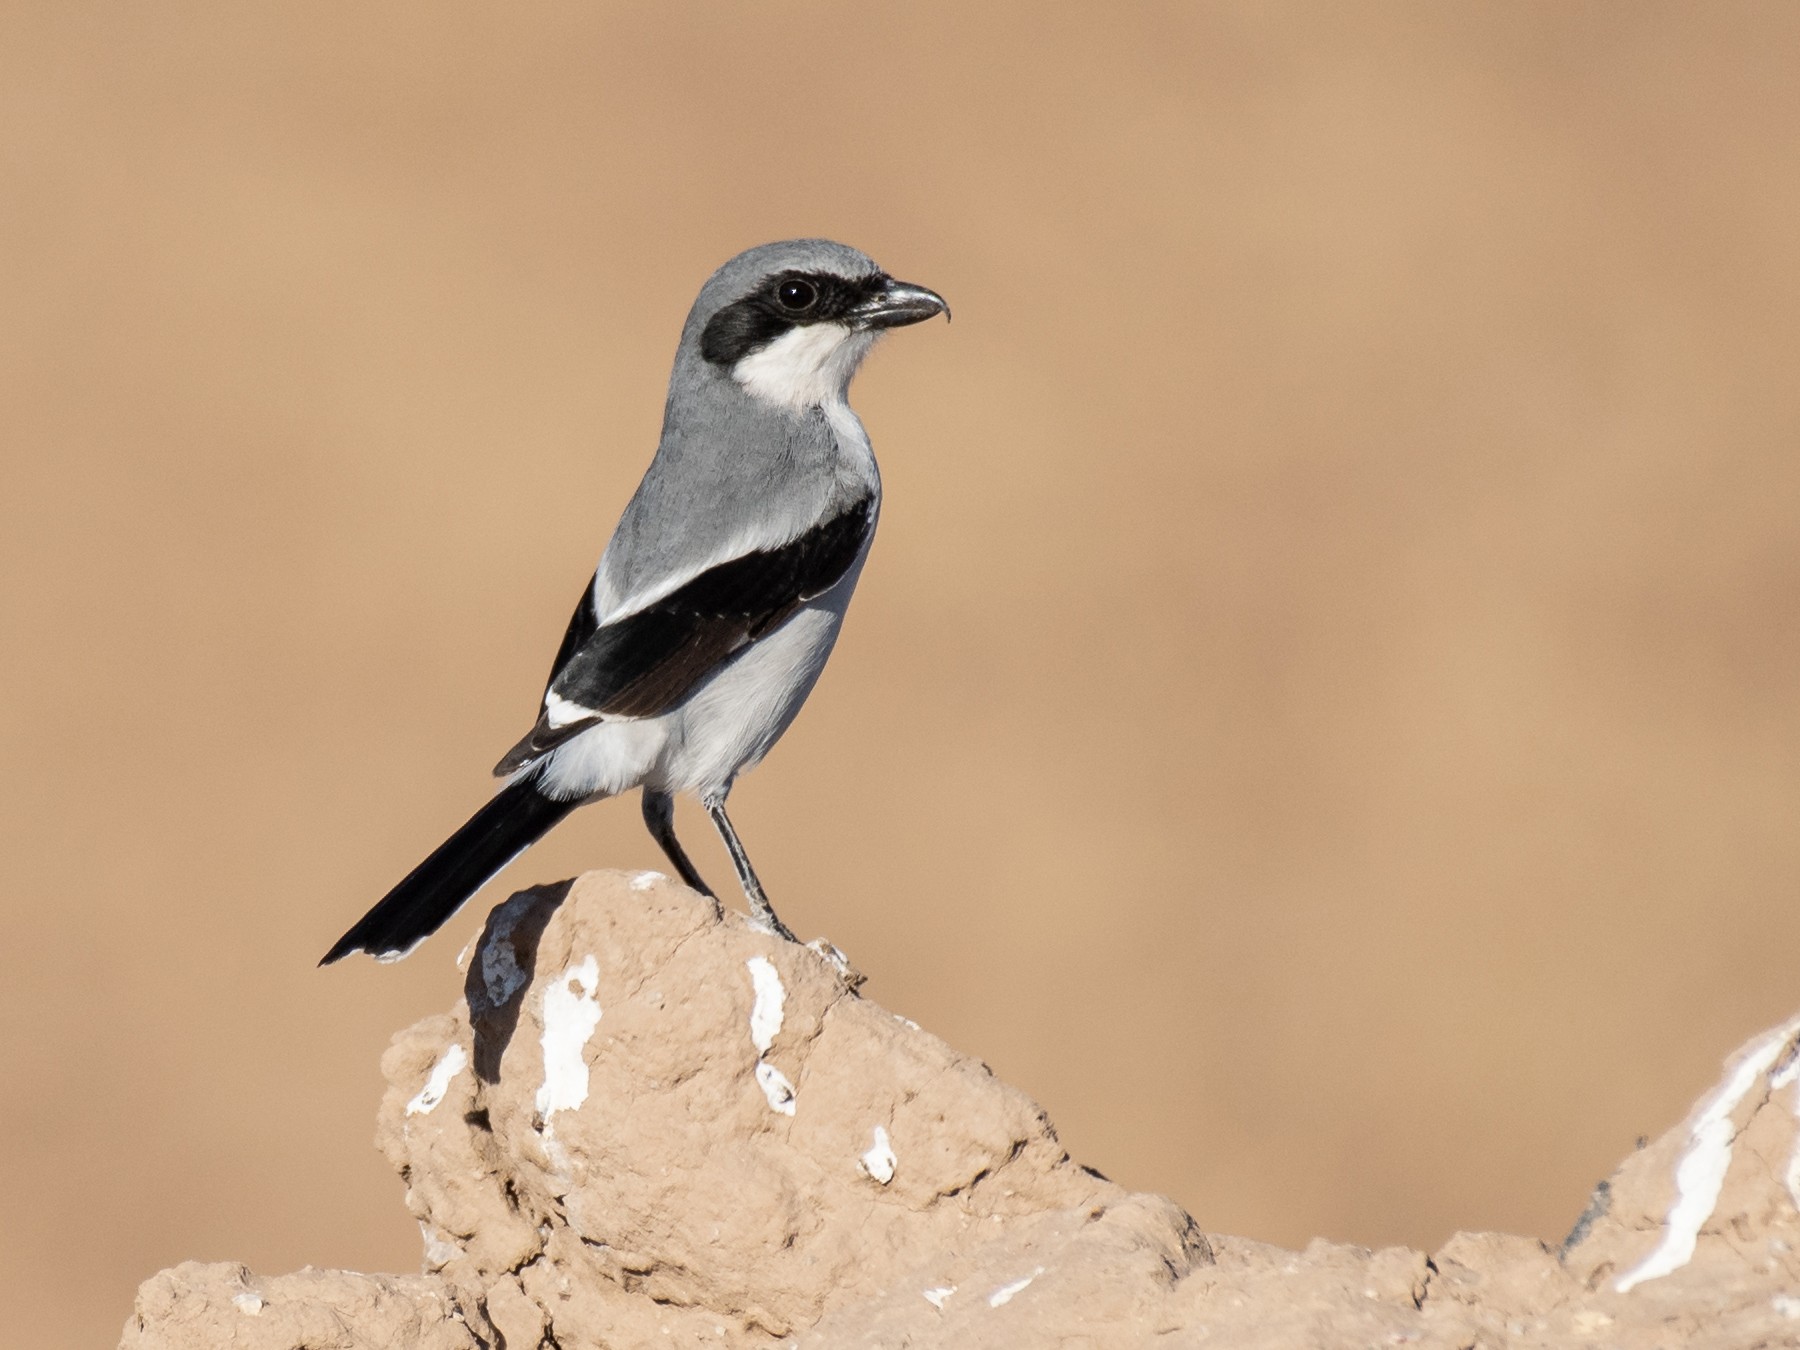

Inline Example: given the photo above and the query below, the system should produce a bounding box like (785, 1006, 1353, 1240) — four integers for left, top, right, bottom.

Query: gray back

(594, 241, 886, 617)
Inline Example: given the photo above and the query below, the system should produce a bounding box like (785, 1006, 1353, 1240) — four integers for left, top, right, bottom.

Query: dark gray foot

(642, 789, 717, 905)
(702, 794, 799, 943)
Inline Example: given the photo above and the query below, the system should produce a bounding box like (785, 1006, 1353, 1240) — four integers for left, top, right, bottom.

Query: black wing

(542, 577, 602, 700)
(494, 496, 874, 775)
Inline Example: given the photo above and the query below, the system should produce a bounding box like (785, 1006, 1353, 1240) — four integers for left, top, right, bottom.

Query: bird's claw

(807, 938, 866, 994)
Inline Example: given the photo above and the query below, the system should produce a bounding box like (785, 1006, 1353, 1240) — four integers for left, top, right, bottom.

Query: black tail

(320, 777, 579, 965)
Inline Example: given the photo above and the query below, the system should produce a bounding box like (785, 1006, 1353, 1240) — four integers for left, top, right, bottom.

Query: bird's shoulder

(598, 398, 878, 622)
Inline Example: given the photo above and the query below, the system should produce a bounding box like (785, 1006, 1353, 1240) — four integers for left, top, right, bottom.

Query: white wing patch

(544, 690, 599, 729)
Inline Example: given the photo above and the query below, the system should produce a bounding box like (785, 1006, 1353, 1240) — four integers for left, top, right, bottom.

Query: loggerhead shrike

(322, 240, 947, 964)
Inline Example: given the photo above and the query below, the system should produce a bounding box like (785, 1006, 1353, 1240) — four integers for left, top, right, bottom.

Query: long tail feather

(320, 777, 579, 965)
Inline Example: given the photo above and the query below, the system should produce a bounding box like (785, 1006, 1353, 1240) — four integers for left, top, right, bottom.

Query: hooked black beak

(851, 277, 951, 330)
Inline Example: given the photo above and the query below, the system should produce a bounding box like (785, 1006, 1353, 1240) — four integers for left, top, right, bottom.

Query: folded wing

(494, 494, 875, 775)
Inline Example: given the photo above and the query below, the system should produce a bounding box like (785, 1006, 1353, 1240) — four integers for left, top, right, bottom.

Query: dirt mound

(120, 871, 1800, 1347)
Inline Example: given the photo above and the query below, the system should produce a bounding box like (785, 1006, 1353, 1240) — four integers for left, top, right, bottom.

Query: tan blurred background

(6, 2, 1800, 1344)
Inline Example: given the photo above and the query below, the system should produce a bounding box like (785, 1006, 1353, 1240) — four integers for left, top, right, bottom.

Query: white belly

(656, 596, 846, 793)
(533, 552, 867, 802)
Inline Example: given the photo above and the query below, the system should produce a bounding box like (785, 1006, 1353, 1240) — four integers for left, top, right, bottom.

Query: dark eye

(776, 278, 818, 311)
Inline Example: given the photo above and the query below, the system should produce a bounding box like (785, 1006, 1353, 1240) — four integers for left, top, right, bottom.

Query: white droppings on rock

(746, 956, 785, 1054)
(1772, 1048, 1800, 1213)
(1616, 1017, 1800, 1292)
(988, 1267, 1043, 1307)
(630, 870, 664, 891)
(535, 955, 602, 1122)
(231, 1290, 263, 1315)
(1775, 1295, 1800, 1320)
(745, 956, 797, 1114)
(859, 1125, 896, 1184)
(1771, 1043, 1799, 1092)
(755, 1060, 797, 1116)
(922, 1285, 955, 1309)
(406, 1042, 468, 1117)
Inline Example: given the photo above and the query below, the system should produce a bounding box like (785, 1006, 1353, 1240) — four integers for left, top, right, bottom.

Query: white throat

(731, 324, 877, 411)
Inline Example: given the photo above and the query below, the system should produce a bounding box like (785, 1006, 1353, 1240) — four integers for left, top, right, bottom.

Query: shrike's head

(680, 239, 948, 412)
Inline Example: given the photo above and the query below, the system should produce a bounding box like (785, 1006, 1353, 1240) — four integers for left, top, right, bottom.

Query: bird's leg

(641, 789, 718, 906)
(702, 791, 799, 943)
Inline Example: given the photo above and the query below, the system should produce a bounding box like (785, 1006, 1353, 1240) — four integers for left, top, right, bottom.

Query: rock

(119, 1261, 478, 1349)
(118, 871, 1800, 1348)
(1558, 1011, 1800, 1346)
(388, 871, 1207, 1345)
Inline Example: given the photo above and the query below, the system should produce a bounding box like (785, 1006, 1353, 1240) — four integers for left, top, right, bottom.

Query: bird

(321, 239, 948, 965)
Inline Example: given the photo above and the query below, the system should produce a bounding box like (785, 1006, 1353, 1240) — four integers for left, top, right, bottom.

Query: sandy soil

(124, 874, 1800, 1348)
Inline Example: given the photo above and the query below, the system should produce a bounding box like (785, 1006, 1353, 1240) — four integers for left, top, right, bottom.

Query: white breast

(655, 538, 873, 795)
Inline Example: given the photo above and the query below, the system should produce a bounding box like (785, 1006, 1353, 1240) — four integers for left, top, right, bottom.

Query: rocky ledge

(120, 871, 1800, 1348)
